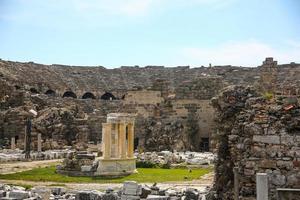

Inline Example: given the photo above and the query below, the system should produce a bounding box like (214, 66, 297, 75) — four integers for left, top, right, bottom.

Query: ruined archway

(30, 88, 39, 94)
(62, 91, 77, 98)
(45, 89, 56, 97)
(100, 92, 116, 100)
(82, 92, 96, 99)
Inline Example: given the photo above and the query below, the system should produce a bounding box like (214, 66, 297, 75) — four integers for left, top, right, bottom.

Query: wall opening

(14, 85, 21, 90)
(82, 92, 96, 99)
(134, 137, 139, 150)
(100, 92, 116, 100)
(45, 89, 56, 97)
(30, 88, 39, 94)
(62, 91, 77, 98)
(200, 137, 210, 152)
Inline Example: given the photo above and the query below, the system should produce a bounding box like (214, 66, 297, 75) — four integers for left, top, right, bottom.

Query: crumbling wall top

(106, 113, 136, 123)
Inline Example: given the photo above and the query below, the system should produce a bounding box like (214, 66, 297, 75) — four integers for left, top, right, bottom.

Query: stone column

(127, 123, 134, 158)
(256, 173, 268, 200)
(233, 167, 239, 200)
(119, 123, 127, 159)
(11, 137, 16, 150)
(37, 133, 42, 152)
(102, 123, 112, 159)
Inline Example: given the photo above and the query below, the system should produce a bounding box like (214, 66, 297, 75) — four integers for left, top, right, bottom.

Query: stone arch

(100, 92, 116, 100)
(30, 88, 39, 94)
(82, 92, 96, 99)
(62, 91, 77, 98)
(45, 89, 56, 97)
(14, 85, 21, 90)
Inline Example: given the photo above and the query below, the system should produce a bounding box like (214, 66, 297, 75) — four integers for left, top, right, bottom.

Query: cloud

(178, 40, 300, 67)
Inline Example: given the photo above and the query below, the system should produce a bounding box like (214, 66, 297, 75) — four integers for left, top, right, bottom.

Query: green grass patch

(0, 166, 212, 183)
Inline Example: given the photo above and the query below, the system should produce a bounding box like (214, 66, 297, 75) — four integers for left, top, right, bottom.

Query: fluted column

(127, 123, 134, 158)
(102, 123, 112, 159)
(119, 123, 127, 159)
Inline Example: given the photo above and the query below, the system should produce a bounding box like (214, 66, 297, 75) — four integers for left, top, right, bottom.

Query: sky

(0, 0, 300, 68)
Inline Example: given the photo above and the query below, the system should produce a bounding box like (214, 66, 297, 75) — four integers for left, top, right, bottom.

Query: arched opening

(14, 85, 21, 90)
(62, 91, 77, 98)
(45, 89, 56, 97)
(30, 88, 39, 94)
(82, 92, 96, 99)
(100, 92, 116, 100)
(121, 94, 125, 100)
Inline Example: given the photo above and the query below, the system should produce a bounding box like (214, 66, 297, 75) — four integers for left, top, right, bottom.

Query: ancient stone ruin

(210, 85, 300, 200)
(57, 113, 136, 177)
(1, 57, 300, 199)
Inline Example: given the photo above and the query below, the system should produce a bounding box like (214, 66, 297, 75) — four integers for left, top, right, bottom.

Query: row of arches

(43, 90, 119, 100)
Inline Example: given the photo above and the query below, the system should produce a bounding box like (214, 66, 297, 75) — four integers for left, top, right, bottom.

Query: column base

(94, 157, 136, 177)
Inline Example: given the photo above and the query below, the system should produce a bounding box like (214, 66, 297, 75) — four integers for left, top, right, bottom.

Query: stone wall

(211, 85, 300, 200)
(1, 58, 300, 152)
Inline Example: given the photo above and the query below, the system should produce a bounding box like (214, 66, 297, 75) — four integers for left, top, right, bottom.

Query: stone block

(51, 187, 66, 195)
(121, 195, 140, 200)
(123, 181, 142, 196)
(0, 190, 6, 198)
(9, 190, 30, 200)
(253, 135, 280, 144)
(185, 188, 199, 200)
(81, 165, 93, 172)
(146, 195, 170, 200)
(259, 160, 277, 169)
(31, 186, 51, 199)
(75, 190, 103, 200)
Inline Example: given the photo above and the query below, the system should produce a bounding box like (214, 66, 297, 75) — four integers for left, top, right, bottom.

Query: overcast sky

(0, 0, 299, 68)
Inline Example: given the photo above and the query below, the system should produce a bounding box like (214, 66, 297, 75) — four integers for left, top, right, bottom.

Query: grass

(0, 166, 212, 183)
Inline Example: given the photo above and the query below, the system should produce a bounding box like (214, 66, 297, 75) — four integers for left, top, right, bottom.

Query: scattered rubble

(0, 181, 211, 200)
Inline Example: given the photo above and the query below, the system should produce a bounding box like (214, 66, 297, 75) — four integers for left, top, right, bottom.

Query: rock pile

(0, 182, 210, 200)
(211, 85, 300, 200)
(57, 151, 98, 176)
(136, 151, 215, 167)
(0, 149, 74, 162)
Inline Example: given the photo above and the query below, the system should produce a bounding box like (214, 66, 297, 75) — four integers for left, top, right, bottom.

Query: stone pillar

(102, 123, 112, 159)
(113, 124, 119, 158)
(256, 173, 268, 200)
(119, 123, 127, 159)
(127, 123, 134, 158)
(11, 137, 16, 150)
(37, 133, 42, 152)
(233, 167, 239, 200)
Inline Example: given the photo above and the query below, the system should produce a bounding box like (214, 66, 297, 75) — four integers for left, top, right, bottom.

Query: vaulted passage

(62, 91, 77, 98)
(45, 89, 56, 97)
(30, 88, 39, 94)
(100, 92, 116, 100)
(82, 92, 96, 99)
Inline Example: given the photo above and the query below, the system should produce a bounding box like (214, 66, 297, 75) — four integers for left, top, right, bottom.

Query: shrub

(136, 161, 157, 168)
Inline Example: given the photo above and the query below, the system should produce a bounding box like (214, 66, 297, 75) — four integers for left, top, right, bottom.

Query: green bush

(136, 161, 157, 168)
(160, 162, 171, 169)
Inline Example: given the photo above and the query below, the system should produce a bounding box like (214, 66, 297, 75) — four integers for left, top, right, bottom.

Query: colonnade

(102, 121, 134, 160)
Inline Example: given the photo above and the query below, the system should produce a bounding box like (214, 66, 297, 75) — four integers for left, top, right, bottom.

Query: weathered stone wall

(1, 58, 300, 152)
(211, 85, 300, 200)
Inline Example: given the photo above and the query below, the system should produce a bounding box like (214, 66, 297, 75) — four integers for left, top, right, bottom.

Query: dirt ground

(0, 159, 62, 174)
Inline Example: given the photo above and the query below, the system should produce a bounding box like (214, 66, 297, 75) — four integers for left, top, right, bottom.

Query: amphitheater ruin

(0, 57, 300, 199)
